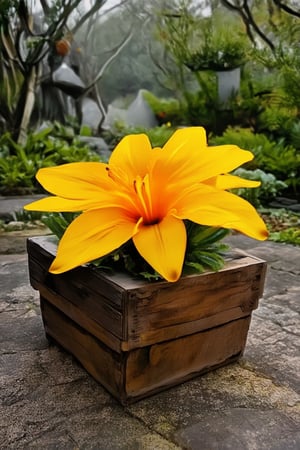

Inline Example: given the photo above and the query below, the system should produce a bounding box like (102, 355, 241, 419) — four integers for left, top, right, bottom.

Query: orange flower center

(132, 175, 161, 225)
(106, 166, 164, 226)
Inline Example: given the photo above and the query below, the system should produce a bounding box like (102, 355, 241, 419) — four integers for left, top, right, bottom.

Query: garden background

(0, 0, 299, 245)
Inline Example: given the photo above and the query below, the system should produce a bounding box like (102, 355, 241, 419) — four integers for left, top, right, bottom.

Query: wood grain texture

(124, 258, 265, 349)
(40, 297, 124, 398)
(27, 235, 267, 404)
(125, 316, 251, 399)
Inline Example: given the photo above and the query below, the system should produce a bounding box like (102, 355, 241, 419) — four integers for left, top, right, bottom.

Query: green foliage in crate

(42, 213, 230, 281)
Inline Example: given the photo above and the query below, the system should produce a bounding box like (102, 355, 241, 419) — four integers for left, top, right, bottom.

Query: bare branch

(80, 29, 134, 98)
(71, 0, 108, 35)
(219, 0, 240, 12)
(221, 0, 275, 51)
(148, 43, 169, 76)
(98, 0, 128, 18)
(17, 66, 38, 144)
(40, 0, 51, 15)
(267, 0, 279, 33)
(272, 0, 300, 18)
(242, 0, 275, 50)
(94, 83, 107, 127)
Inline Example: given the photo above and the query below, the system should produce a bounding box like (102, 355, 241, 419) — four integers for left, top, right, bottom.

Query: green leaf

(41, 212, 78, 239)
(80, 125, 92, 137)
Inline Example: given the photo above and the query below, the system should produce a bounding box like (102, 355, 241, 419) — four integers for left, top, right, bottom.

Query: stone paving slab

(176, 409, 300, 450)
(0, 195, 44, 221)
(0, 232, 299, 449)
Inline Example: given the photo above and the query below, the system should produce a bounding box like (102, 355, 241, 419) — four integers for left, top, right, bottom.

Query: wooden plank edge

(120, 353, 243, 405)
(40, 297, 125, 400)
(37, 283, 123, 353)
(120, 307, 251, 351)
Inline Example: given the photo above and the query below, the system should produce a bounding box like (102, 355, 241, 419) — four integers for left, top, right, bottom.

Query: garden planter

(27, 235, 266, 405)
(217, 67, 241, 105)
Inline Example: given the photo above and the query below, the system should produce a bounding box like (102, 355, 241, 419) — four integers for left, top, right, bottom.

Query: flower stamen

(133, 175, 159, 225)
(106, 165, 129, 190)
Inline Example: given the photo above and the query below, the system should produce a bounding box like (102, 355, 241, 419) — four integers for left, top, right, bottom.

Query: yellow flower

(25, 127, 268, 282)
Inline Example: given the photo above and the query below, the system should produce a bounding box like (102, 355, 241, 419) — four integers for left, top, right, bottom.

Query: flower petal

(133, 216, 186, 282)
(35, 162, 112, 198)
(175, 187, 268, 240)
(49, 208, 136, 273)
(153, 127, 255, 188)
(152, 127, 206, 184)
(205, 174, 261, 190)
(202, 145, 254, 180)
(25, 195, 109, 212)
(109, 134, 153, 178)
(162, 126, 207, 158)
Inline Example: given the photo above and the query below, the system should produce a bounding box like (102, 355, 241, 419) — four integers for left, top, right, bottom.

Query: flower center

(133, 175, 160, 225)
(107, 166, 164, 225)
(106, 165, 129, 190)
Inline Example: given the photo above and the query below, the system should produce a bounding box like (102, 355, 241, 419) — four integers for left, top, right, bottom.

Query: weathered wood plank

(40, 297, 124, 399)
(125, 316, 251, 399)
(125, 259, 266, 349)
(40, 295, 251, 405)
(27, 237, 125, 309)
(28, 256, 124, 348)
(121, 307, 250, 351)
(37, 283, 122, 352)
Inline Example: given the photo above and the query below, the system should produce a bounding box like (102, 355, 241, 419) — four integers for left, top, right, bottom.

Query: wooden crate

(27, 236, 267, 404)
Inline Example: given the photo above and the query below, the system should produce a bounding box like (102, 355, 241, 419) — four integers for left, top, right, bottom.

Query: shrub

(142, 91, 182, 125)
(257, 105, 297, 139)
(233, 168, 287, 207)
(102, 122, 175, 150)
(211, 127, 300, 192)
(262, 209, 300, 246)
(0, 125, 100, 195)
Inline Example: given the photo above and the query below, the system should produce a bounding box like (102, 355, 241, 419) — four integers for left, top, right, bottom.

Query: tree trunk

(16, 66, 38, 145)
